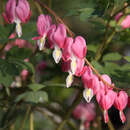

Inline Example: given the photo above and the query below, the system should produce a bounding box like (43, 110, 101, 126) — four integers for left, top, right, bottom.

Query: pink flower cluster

(82, 66, 128, 123)
(32, 14, 128, 124)
(73, 103, 96, 129)
(33, 14, 87, 88)
(3, 0, 31, 37)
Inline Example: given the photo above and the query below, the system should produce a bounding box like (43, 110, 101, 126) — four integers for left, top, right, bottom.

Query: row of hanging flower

(3, 0, 130, 124)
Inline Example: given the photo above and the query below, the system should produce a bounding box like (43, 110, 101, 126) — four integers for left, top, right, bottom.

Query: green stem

(30, 112, 34, 130)
(95, 3, 130, 61)
(56, 90, 83, 130)
(95, 30, 116, 61)
(19, 105, 31, 130)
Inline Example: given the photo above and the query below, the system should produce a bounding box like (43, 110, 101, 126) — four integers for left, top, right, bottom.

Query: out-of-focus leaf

(80, 8, 94, 21)
(103, 62, 120, 75)
(28, 83, 46, 92)
(124, 56, 130, 62)
(9, 58, 35, 74)
(15, 91, 48, 103)
(6, 46, 32, 60)
(21, 22, 37, 42)
(0, 24, 15, 42)
(0, 72, 13, 87)
(91, 60, 104, 73)
(103, 52, 122, 61)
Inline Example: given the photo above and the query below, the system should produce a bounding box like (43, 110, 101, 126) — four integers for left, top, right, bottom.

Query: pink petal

(5, 0, 16, 23)
(37, 14, 52, 36)
(72, 36, 87, 59)
(62, 37, 73, 61)
(53, 24, 67, 48)
(16, 0, 30, 22)
(75, 58, 85, 77)
(47, 24, 56, 49)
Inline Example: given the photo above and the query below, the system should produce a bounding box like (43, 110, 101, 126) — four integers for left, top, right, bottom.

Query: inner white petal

(66, 72, 73, 88)
(38, 34, 46, 51)
(83, 88, 93, 103)
(70, 56, 77, 74)
(52, 46, 62, 64)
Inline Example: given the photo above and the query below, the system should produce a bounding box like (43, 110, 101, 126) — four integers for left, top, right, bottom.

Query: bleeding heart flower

(33, 14, 52, 50)
(62, 58, 85, 88)
(3, 0, 31, 37)
(52, 24, 67, 64)
(114, 91, 128, 123)
(96, 89, 116, 123)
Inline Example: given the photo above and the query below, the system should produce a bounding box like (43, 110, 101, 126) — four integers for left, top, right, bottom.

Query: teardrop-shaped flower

(3, 0, 31, 37)
(114, 91, 128, 123)
(96, 89, 116, 123)
(52, 24, 67, 63)
(33, 14, 52, 50)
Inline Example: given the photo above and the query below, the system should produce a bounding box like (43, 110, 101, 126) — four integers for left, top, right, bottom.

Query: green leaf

(15, 91, 48, 103)
(80, 8, 94, 21)
(6, 46, 32, 60)
(124, 56, 130, 62)
(103, 53, 122, 61)
(28, 83, 46, 92)
(0, 72, 13, 87)
(91, 60, 104, 73)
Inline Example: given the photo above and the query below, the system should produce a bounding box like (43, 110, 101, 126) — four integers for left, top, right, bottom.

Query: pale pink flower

(21, 69, 28, 81)
(114, 91, 128, 123)
(82, 66, 100, 102)
(52, 24, 67, 64)
(121, 15, 130, 29)
(3, 0, 31, 37)
(33, 14, 52, 51)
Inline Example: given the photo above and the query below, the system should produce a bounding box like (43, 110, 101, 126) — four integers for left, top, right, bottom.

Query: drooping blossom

(33, 14, 52, 50)
(3, 0, 31, 37)
(62, 36, 87, 88)
(73, 103, 96, 130)
(96, 89, 116, 123)
(82, 66, 100, 102)
(62, 59, 85, 88)
(114, 91, 128, 123)
(52, 24, 67, 64)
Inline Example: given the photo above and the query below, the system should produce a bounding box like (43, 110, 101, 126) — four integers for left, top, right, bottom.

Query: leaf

(103, 62, 120, 75)
(15, 91, 48, 103)
(124, 56, 130, 62)
(80, 8, 94, 21)
(6, 46, 32, 60)
(9, 58, 35, 74)
(103, 53, 122, 61)
(0, 72, 13, 87)
(28, 83, 46, 92)
(21, 22, 37, 41)
(91, 60, 104, 73)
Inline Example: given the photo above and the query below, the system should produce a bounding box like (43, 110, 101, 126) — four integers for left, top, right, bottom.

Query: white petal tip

(66, 73, 73, 88)
(83, 88, 93, 103)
